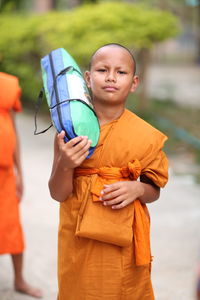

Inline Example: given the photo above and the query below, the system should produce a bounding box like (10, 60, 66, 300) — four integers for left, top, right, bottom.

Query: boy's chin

(101, 98, 126, 106)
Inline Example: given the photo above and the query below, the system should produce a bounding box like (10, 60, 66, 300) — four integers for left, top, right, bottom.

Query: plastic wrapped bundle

(40, 48, 100, 158)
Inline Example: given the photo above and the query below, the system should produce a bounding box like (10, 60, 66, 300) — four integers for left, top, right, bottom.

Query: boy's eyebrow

(94, 64, 131, 70)
(92, 61, 133, 72)
(89, 44, 136, 75)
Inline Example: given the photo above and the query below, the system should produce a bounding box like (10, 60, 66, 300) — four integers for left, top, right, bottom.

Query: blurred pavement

(147, 65, 200, 107)
(0, 112, 200, 300)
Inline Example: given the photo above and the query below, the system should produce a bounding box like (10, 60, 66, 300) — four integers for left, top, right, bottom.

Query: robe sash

(75, 160, 151, 266)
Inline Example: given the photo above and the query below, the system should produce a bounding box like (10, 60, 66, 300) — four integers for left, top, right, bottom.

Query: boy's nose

(105, 72, 116, 82)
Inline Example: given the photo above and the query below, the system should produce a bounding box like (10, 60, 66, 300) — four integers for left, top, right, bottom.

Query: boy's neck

(94, 103, 125, 126)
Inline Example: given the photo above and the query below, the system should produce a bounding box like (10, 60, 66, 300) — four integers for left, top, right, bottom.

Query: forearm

(14, 131, 23, 176)
(11, 112, 22, 176)
(48, 157, 74, 202)
(138, 182, 160, 204)
(49, 132, 91, 202)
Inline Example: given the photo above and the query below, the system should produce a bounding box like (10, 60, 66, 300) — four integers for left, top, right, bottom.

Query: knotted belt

(75, 160, 151, 266)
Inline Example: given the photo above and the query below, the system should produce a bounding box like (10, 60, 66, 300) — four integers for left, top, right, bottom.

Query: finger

(16, 190, 22, 202)
(71, 138, 91, 158)
(69, 136, 89, 154)
(101, 182, 121, 195)
(75, 150, 90, 165)
(67, 136, 84, 148)
(75, 139, 92, 156)
(103, 195, 125, 206)
(111, 200, 128, 210)
(17, 196, 22, 203)
(100, 189, 121, 201)
(58, 130, 65, 138)
(72, 140, 91, 162)
(57, 130, 66, 146)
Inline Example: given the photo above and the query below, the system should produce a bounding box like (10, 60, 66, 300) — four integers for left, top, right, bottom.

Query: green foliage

(0, 13, 43, 102)
(134, 0, 187, 6)
(0, 2, 179, 104)
(0, 0, 26, 12)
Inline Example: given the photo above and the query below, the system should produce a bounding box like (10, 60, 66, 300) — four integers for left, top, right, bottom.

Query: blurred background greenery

(0, 0, 200, 179)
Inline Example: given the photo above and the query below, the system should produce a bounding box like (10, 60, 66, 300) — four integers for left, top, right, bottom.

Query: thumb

(57, 130, 65, 146)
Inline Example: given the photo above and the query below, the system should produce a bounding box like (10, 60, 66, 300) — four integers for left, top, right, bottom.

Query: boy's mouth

(103, 86, 118, 92)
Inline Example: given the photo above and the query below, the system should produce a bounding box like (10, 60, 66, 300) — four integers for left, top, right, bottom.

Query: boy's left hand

(99, 181, 144, 210)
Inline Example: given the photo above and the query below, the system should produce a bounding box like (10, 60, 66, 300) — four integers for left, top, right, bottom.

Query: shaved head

(89, 43, 136, 75)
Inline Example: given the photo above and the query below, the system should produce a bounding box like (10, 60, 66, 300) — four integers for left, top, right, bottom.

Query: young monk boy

(49, 43, 169, 300)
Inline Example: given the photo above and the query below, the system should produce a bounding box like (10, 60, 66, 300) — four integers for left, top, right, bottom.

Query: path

(147, 65, 200, 107)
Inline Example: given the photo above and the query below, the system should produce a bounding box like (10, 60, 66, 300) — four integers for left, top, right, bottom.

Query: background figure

(0, 72, 42, 298)
(197, 262, 200, 300)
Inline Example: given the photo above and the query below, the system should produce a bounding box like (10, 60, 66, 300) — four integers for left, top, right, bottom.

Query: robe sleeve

(12, 80, 22, 112)
(140, 133, 169, 188)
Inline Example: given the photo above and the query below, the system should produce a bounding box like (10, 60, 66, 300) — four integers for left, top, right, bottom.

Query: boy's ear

(130, 75, 139, 93)
(84, 71, 91, 88)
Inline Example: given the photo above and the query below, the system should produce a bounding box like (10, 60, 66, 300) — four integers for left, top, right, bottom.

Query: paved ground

(147, 65, 200, 107)
(0, 112, 200, 300)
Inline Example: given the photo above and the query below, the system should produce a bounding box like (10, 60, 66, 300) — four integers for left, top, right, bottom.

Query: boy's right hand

(57, 130, 92, 169)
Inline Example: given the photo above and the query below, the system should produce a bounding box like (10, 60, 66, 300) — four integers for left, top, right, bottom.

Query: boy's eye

(97, 69, 106, 72)
(118, 71, 127, 74)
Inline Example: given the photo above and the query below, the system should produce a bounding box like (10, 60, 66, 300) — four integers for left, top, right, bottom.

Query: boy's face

(84, 46, 138, 106)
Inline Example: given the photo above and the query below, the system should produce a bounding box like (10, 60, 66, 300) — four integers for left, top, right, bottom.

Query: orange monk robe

(0, 72, 24, 254)
(58, 109, 168, 300)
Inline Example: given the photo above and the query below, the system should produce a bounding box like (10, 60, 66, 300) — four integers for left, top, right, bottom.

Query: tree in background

(34, 0, 57, 12)
(0, 2, 178, 110)
(133, 0, 200, 64)
(0, 0, 24, 11)
(197, 1, 200, 63)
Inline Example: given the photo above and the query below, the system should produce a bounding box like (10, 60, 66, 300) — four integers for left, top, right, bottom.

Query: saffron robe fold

(58, 109, 168, 300)
(0, 72, 24, 254)
(75, 159, 152, 266)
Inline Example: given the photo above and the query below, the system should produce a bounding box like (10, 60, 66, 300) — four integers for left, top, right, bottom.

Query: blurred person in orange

(0, 72, 42, 298)
(197, 263, 200, 300)
(49, 43, 169, 300)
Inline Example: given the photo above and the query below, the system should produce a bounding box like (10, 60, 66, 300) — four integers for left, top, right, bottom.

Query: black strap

(34, 88, 53, 135)
(57, 66, 83, 77)
(34, 66, 92, 136)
